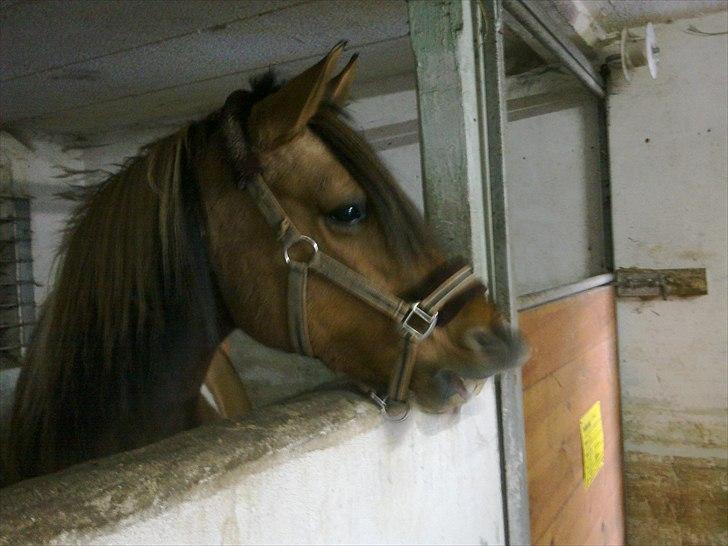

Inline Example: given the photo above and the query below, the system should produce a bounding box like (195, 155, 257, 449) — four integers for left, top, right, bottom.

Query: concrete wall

(607, 11, 728, 545)
(0, 391, 504, 545)
(505, 79, 606, 296)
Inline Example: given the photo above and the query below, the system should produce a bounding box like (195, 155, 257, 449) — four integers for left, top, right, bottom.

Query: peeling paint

(624, 451, 727, 546)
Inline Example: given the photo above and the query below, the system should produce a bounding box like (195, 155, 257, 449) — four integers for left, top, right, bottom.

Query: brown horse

(3, 43, 525, 484)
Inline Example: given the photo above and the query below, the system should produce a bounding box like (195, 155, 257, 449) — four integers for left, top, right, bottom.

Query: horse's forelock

(220, 72, 432, 266)
(308, 104, 432, 264)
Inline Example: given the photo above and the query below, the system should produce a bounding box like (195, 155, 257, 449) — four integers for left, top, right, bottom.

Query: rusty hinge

(616, 268, 707, 298)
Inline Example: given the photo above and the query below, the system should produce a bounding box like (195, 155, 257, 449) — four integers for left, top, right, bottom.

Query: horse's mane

(3, 71, 430, 483)
(3, 123, 225, 481)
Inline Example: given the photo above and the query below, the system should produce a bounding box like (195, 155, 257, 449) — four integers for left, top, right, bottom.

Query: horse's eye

(327, 203, 366, 225)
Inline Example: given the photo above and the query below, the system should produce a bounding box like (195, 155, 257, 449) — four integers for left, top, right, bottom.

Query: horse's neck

(90, 325, 231, 463)
(137, 318, 234, 431)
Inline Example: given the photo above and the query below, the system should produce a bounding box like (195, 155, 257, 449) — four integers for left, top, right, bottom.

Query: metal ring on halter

(369, 391, 411, 422)
(283, 235, 319, 266)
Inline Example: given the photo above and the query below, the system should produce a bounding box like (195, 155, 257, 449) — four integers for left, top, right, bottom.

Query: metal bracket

(616, 268, 707, 299)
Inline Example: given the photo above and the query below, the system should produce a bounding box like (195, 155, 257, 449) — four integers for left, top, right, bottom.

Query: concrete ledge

(0, 390, 378, 545)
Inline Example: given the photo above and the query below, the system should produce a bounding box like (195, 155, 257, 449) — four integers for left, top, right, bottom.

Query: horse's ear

(328, 54, 358, 106)
(249, 42, 345, 148)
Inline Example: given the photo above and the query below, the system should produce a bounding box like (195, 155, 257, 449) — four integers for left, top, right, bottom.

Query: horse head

(198, 43, 527, 413)
(3, 43, 530, 484)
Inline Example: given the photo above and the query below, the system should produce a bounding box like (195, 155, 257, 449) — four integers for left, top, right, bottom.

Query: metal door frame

(408, 1, 614, 543)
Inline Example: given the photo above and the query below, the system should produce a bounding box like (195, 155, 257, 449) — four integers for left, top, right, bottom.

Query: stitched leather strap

(288, 263, 314, 357)
(388, 337, 418, 402)
(421, 266, 480, 314)
(310, 253, 409, 323)
(387, 265, 477, 402)
(243, 170, 480, 412)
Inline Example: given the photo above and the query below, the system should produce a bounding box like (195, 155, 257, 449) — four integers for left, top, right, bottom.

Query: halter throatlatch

(240, 160, 481, 420)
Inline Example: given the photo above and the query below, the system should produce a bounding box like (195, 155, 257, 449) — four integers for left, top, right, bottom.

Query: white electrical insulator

(620, 22, 659, 81)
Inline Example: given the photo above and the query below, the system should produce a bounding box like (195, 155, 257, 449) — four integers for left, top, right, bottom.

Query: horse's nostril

(470, 329, 500, 351)
(465, 327, 503, 352)
(433, 369, 470, 401)
(465, 324, 529, 372)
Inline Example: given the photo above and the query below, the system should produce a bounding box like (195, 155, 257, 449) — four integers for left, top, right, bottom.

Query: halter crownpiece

(238, 158, 482, 420)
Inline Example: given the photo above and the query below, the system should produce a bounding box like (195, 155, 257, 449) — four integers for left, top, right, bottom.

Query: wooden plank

(623, 452, 728, 545)
(524, 338, 620, 541)
(408, 0, 482, 264)
(616, 267, 708, 298)
(519, 286, 616, 389)
(520, 286, 624, 545)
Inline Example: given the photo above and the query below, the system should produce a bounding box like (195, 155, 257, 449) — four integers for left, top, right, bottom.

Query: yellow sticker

(579, 401, 605, 488)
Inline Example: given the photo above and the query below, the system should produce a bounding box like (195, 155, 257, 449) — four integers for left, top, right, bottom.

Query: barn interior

(1, 1, 726, 544)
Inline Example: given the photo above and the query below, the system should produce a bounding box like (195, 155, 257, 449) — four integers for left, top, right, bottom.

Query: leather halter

(238, 157, 481, 420)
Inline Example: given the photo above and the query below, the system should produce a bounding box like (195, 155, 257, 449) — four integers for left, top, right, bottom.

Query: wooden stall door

(520, 286, 625, 545)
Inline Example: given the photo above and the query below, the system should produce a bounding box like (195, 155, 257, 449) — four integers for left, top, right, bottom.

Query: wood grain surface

(520, 286, 625, 545)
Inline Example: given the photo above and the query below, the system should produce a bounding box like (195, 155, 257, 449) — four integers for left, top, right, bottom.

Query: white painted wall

(505, 89, 606, 296)
(349, 88, 424, 209)
(0, 131, 84, 303)
(95, 394, 505, 546)
(608, 11, 728, 458)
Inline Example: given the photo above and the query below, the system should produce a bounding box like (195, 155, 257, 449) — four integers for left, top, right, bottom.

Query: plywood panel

(520, 286, 624, 545)
(520, 287, 614, 389)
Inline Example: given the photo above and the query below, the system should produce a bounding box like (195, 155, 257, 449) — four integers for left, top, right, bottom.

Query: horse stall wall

(504, 70, 624, 544)
(518, 287, 623, 545)
(0, 132, 81, 416)
(501, 6, 728, 546)
(0, 2, 512, 544)
(608, 11, 728, 545)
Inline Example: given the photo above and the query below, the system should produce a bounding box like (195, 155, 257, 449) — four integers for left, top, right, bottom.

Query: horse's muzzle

(462, 323, 530, 378)
(413, 323, 528, 412)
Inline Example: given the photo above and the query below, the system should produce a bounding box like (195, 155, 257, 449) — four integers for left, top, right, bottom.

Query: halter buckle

(401, 302, 438, 341)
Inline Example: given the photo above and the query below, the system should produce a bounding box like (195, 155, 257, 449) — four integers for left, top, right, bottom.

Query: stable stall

(1, 1, 726, 544)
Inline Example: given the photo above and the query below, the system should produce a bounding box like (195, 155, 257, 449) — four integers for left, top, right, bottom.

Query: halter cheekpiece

(238, 154, 481, 421)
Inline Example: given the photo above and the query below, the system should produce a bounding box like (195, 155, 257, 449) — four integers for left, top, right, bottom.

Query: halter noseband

(239, 156, 481, 420)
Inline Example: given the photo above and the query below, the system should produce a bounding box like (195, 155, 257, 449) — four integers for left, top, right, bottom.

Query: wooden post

(407, 0, 486, 268)
(408, 1, 530, 544)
